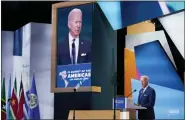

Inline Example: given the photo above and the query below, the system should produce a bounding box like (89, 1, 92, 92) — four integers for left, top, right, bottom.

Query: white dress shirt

(69, 32, 79, 64)
(142, 85, 149, 93)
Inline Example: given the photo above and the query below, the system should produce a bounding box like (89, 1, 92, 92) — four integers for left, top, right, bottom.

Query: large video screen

(56, 3, 92, 88)
(124, 40, 184, 119)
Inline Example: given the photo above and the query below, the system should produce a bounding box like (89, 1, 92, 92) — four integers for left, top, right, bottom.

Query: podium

(123, 98, 146, 119)
(67, 98, 146, 119)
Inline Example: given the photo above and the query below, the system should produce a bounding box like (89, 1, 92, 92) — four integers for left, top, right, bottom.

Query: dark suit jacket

(138, 86, 156, 119)
(57, 35, 91, 65)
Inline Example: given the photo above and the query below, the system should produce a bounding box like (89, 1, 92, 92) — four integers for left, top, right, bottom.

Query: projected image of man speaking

(56, 4, 92, 88)
(57, 8, 92, 65)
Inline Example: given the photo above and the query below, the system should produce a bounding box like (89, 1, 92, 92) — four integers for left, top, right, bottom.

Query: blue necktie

(72, 39, 76, 64)
(140, 88, 144, 100)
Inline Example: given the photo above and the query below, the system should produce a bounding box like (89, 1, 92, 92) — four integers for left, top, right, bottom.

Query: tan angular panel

(127, 20, 155, 35)
(124, 48, 137, 98)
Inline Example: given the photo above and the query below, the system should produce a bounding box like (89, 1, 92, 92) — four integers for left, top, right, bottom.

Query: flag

(29, 74, 40, 119)
(10, 77, 18, 119)
(24, 91, 30, 119)
(24, 72, 30, 119)
(6, 75, 13, 119)
(1, 76, 6, 120)
(17, 79, 25, 120)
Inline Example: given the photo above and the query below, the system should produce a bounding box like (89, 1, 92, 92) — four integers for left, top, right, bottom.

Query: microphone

(73, 79, 87, 120)
(126, 89, 137, 98)
(74, 79, 87, 89)
(75, 83, 80, 90)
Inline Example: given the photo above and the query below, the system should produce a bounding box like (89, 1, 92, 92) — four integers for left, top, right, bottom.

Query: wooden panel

(51, 3, 57, 93)
(52, 1, 94, 9)
(52, 86, 101, 93)
(68, 110, 121, 119)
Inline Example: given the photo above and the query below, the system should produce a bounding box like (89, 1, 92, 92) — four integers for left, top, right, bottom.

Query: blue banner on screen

(57, 63, 91, 88)
(112, 97, 125, 109)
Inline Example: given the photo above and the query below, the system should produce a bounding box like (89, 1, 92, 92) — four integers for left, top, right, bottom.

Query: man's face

(68, 12, 82, 37)
(140, 77, 148, 88)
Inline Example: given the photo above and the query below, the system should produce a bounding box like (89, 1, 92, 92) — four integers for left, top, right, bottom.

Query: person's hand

(136, 103, 142, 107)
(134, 103, 139, 106)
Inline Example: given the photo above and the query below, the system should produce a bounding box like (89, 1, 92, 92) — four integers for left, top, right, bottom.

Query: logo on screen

(59, 71, 67, 80)
(116, 100, 124, 104)
(59, 69, 91, 81)
(167, 109, 179, 116)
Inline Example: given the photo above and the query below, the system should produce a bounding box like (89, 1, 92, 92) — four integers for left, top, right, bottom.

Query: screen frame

(51, 1, 101, 93)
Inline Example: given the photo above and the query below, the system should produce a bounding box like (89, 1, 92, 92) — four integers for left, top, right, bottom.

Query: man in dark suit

(138, 75, 156, 119)
(57, 8, 91, 65)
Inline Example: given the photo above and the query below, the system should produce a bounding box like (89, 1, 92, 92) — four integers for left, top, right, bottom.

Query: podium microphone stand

(113, 82, 117, 120)
(111, 72, 117, 120)
(73, 88, 76, 120)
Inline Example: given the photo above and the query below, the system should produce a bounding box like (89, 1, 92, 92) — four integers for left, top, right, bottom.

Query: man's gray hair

(68, 8, 82, 22)
(140, 75, 149, 82)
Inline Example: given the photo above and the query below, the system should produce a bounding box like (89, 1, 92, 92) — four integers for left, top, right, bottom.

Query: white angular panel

(22, 23, 31, 91)
(30, 23, 54, 119)
(159, 11, 184, 58)
(1, 31, 14, 98)
(12, 22, 54, 119)
(13, 56, 23, 94)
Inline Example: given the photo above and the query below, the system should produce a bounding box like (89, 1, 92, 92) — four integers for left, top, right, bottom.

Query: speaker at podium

(112, 95, 146, 119)
(67, 96, 146, 120)
(67, 72, 146, 119)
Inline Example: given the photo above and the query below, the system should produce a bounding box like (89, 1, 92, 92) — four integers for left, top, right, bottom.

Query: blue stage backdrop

(97, 1, 184, 30)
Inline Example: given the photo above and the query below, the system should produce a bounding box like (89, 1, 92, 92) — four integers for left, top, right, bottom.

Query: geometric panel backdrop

(126, 30, 176, 69)
(134, 40, 184, 91)
(159, 11, 184, 58)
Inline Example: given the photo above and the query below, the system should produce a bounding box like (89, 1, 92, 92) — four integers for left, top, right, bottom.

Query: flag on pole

(1, 75, 6, 120)
(24, 72, 30, 119)
(17, 79, 25, 120)
(29, 74, 40, 119)
(24, 91, 30, 119)
(10, 77, 18, 119)
(6, 75, 13, 119)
